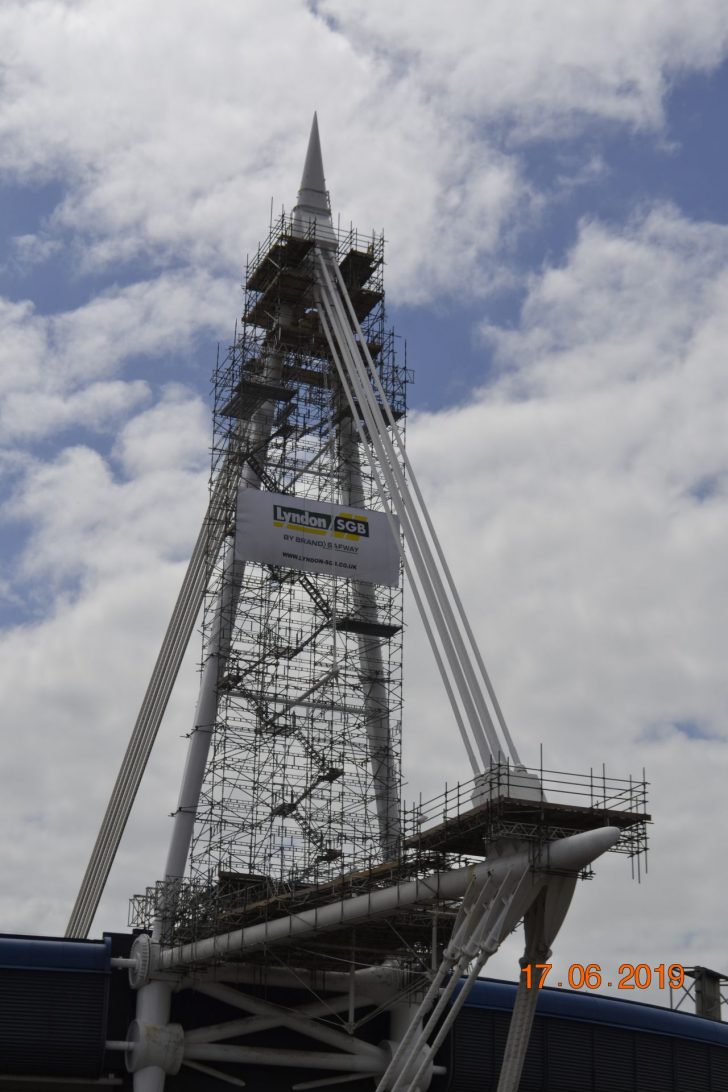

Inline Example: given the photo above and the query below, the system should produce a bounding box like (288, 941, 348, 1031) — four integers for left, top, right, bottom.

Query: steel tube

(157, 827, 619, 971)
(184, 1044, 386, 1073)
(190, 981, 384, 1058)
(317, 254, 502, 764)
(316, 288, 481, 775)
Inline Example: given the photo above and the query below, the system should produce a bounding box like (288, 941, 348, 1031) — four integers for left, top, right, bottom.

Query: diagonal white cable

(65, 474, 229, 938)
(399, 867, 541, 1092)
(316, 292, 488, 769)
(316, 253, 504, 763)
(380, 866, 537, 1092)
(374, 872, 502, 1092)
(329, 257, 522, 767)
(316, 291, 481, 774)
(316, 251, 505, 766)
(67, 352, 281, 938)
(316, 299, 480, 770)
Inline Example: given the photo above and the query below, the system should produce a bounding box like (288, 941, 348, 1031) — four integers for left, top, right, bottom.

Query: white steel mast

(67, 117, 647, 1092)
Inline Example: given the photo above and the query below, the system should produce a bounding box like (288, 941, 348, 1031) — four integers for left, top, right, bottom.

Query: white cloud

(0, 270, 234, 447)
(0, 0, 727, 1021)
(7, 0, 724, 305)
(1, 379, 150, 443)
(10, 232, 61, 269)
(320, 0, 728, 135)
(6, 396, 209, 589)
(0, 0, 724, 315)
(0, 386, 209, 935)
(403, 204, 728, 997)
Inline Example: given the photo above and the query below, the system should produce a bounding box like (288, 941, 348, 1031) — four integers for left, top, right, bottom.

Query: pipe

(316, 291, 480, 776)
(184, 1043, 387, 1073)
(317, 253, 503, 765)
(157, 827, 619, 971)
(188, 981, 384, 1059)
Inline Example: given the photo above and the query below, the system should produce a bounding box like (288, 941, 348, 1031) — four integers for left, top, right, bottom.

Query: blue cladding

(460, 978, 728, 1047)
(0, 934, 111, 1077)
(0, 933, 111, 972)
(434, 978, 728, 1092)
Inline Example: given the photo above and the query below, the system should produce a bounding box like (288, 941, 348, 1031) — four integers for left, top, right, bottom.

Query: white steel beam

(316, 253, 507, 770)
(184, 1043, 386, 1073)
(316, 285, 482, 775)
(156, 826, 619, 971)
(188, 981, 384, 1060)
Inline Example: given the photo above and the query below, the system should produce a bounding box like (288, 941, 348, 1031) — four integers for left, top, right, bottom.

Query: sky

(1, 0, 728, 1014)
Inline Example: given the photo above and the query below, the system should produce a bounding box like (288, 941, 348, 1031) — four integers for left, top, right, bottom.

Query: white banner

(236, 489, 400, 587)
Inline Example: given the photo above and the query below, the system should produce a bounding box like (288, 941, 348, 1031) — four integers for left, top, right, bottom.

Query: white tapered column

(132, 350, 283, 1092)
(495, 875, 577, 1092)
(157, 348, 283, 902)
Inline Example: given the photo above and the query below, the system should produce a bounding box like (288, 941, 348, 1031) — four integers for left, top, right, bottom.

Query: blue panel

(0, 935, 111, 1077)
(459, 978, 728, 1048)
(0, 933, 111, 973)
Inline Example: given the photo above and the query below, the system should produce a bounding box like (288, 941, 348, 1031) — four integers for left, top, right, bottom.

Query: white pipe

(316, 293, 480, 775)
(184, 1043, 386, 1073)
(295, 1075, 388, 1091)
(293, 1068, 446, 1091)
(179, 960, 409, 998)
(190, 981, 384, 1059)
(157, 827, 619, 971)
(183, 993, 353, 1044)
(132, 980, 172, 1092)
(331, 258, 522, 766)
(183, 1061, 247, 1087)
(317, 267, 495, 769)
(317, 253, 503, 765)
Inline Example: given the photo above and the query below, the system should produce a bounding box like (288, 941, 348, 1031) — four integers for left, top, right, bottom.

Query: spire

(292, 113, 336, 245)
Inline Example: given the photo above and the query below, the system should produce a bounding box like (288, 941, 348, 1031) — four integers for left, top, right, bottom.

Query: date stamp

(521, 963, 685, 991)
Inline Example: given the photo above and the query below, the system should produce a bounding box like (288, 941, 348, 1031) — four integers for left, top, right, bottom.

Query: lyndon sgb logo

(273, 503, 370, 540)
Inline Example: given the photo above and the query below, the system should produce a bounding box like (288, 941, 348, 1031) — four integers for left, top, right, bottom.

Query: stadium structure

(1, 117, 725, 1092)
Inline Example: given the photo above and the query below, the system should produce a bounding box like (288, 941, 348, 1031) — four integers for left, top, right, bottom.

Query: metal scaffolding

(112, 117, 655, 1092)
(138, 215, 408, 941)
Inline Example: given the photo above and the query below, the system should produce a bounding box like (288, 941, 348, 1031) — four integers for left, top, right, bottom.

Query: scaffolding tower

(66, 116, 653, 1092)
(190, 214, 407, 897)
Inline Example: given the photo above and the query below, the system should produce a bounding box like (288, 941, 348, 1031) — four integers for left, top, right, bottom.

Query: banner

(236, 489, 400, 587)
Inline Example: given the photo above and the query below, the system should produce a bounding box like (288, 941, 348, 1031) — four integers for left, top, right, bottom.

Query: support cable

(320, 255, 505, 763)
(65, 472, 228, 938)
(316, 297, 479, 775)
(316, 255, 501, 767)
(329, 256, 522, 767)
(316, 255, 502, 764)
(317, 295, 484, 770)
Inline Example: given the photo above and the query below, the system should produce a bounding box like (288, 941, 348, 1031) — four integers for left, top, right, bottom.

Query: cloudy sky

(2, 0, 728, 1011)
